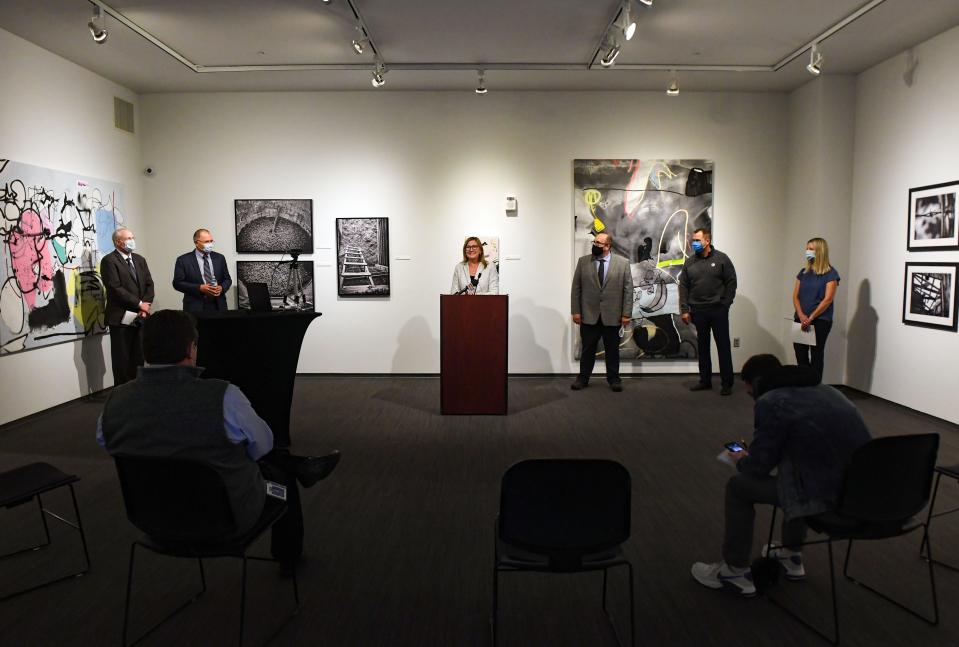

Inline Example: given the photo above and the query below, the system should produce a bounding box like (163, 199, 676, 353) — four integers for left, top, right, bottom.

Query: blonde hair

(803, 237, 832, 275)
(462, 236, 488, 267)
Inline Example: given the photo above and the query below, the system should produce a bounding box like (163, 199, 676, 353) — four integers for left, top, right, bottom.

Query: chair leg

(602, 568, 609, 612)
(239, 556, 248, 647)
(68, 484, 91, 573)
(490, 567, 499, 647)
(827, 540, 840, 645)
(843, 532, 938, 626)
(122, 542, 138, 647)
(626, 562, 635, 647)
(37, 494, 52, 546)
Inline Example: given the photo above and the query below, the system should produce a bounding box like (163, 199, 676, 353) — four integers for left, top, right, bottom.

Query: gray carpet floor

(0, 376, 957, 646)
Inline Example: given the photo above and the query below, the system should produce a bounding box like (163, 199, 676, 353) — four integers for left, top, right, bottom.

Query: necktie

(126, 256, 138, 283)
(598, 258, 606, 285)
(202, 253, 214, 285)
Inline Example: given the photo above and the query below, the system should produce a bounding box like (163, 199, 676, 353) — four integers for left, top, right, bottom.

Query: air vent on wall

(114, 97, 134, 133)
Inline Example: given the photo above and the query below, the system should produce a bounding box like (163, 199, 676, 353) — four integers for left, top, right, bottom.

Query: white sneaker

(691, 561, 756, 597)
(761, 544, 806, 580)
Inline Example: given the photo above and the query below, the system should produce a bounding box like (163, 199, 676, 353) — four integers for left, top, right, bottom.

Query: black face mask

(592, 245, 605, 257)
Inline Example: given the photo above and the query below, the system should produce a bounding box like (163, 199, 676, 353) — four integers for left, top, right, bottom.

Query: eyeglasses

(464, 245, 480, 250)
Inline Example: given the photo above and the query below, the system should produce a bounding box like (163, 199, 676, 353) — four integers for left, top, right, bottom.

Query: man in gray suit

(571, 232, 634, 392)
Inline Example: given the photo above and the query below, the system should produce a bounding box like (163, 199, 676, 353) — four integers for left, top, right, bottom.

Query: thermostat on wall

(505, 196, 518, 214)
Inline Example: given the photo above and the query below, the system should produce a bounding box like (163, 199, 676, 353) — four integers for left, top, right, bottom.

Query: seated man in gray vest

(97, 309, 340, 573)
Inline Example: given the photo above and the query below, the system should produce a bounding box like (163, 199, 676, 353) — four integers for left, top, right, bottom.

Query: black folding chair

(491, 459, 634, 647)
(920, 464, 959, 571)
(114, 455, 299, 647)
(0, 462, 90, 601)
(762, 434, 940, 645)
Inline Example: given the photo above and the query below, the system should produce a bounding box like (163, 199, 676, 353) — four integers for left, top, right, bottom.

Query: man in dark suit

(570, 232, 634, 392)
(173, 228, 232, 312)
(101, 227, 155, 386)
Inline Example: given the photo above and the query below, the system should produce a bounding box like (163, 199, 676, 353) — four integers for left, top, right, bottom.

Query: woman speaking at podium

(450, 236, 499, 295)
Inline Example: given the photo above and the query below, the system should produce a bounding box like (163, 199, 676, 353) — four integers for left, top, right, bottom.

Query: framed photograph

(236, 260, 314, 311)
(902, 262, 958, 331)
(234, 199, 313, 253)
(907, 181, 958, 250)
(336, 218, 390, 297)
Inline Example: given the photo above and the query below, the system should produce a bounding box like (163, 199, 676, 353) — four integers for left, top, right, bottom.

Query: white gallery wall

(140, 90, 790, 375)
(0, 28, 141, 426)
(782, 76, 856, 386)
(846, 24, 959, 425)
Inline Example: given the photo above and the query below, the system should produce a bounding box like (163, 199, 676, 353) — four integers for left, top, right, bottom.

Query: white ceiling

(1, 0, 958, 93)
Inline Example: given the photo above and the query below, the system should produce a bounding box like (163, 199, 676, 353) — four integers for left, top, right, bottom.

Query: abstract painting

(908, 181, 958, 251)
(902, 262, 958, 331)
(477, 235, 500, 274)
(1, 159, 121, 354)
(236, 260, 314, 311)
(336, 218, 390, 297)
(234, 199, 313, 253)
(572, 159, 714, 360)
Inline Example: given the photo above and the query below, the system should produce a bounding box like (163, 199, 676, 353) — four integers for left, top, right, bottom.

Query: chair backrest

(499, 459, 631, 565)
(114, 455, 238, 543)
(837, 434, 939, 522)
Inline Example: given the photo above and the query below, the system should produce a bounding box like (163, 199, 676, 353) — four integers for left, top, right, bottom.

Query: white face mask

(123, 239, 136, 252)
(202, 242, 214, 253)
(804, 250, 816, 261)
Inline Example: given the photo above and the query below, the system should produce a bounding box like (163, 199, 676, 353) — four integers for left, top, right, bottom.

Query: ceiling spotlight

(638, 0, 653, 5)
(622, 2, 636, 41)
(666, 80, 679, 96)
(371, 62, 387, 88)
(88, 5, 107, 44)
(475, 70, 487, 95)
(600, 44, 621, 67)
(352, 24, 369, 55)
(321, 0, 332, 4)
(806, 43, 823, 76)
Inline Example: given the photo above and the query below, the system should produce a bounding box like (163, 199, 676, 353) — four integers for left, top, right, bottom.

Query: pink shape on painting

(8, 209, 53, 310)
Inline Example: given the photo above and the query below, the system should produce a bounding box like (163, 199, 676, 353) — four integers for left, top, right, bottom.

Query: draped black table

(193, 310, 320, 447)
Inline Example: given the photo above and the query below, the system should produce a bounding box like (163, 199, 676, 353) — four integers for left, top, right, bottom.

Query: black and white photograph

(902, 262, 958, 331)
(336, 218, 390, 297)
(236, 259, 314, 311)
(234, 199, 314, 253)
(907, 181, 958, 250)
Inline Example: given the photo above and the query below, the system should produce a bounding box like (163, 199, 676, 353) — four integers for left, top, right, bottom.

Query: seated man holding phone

(691, 354, 872, 596)
(97, 309, 340, 574)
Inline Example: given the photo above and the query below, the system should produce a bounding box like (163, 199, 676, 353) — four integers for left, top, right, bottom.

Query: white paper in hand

(790, 321, 817, 346)
(121, 310, 139, 326)
(716, 450, 737, 468)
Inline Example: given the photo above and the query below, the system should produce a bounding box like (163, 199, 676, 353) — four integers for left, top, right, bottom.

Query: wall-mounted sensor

(505, 196, 518, 215)
(143, 167, 155, 176)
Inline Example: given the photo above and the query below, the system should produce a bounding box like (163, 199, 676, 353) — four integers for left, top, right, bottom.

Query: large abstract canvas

(236, 260, 314, 311)
(572, 159, 714, 360)
(336, 218, 390, 297)
(234, 199, 313, 253)
(1, 159, 122, 354)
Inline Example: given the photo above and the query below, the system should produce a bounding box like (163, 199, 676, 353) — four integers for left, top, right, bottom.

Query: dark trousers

(109, 324, 143, 386)
(691, 306, 733, 387)
(578, 317, 621, 384)
(794, 319, 832, 383)
(723, 473, 808, 569)
(258, 450, 305, 563)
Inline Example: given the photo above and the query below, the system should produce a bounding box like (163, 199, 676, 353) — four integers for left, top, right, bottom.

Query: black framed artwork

(335, 218, 390, 297)
(236, 260, 314, 311)
(907, 181, 958, 251)
(902, 262, 958, 331)
(234, 199, 313, 253)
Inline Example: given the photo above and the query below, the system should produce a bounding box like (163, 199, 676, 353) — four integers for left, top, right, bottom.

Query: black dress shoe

(610, 382, 623, 392)
(689, 383, 712, 392)
(296, 451, 341, 488)
(720, 385, 733, 396)
(570, 380, 588, 390)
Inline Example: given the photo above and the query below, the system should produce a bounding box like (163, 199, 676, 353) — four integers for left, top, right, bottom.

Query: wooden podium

(440, 294, 508, 415)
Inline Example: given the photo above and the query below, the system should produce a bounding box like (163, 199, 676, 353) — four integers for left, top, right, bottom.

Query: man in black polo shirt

(679, 228, 737, 395)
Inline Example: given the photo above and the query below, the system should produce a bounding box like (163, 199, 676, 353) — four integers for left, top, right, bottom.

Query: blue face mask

(202, 242, 214, 253)
(804, 250, 816, 261)
(691, 240, 704, 254)
(124, 239, 136, 253)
